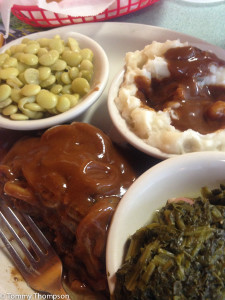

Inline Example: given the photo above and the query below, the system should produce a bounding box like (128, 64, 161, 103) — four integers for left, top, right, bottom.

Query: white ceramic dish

(108, 46, 225, 159)
(108, 69, 175, 159)
(0, 31, 109, 130)
(1, 22, 225, 298)
(106, 151, 225, 295)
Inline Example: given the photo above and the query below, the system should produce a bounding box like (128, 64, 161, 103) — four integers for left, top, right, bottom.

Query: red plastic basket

(11, 0, 159, 28)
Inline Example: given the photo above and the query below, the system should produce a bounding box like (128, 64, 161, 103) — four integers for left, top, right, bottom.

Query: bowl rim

(107, 40, 225, 159)
(106, 151, 225, 294)
(107, 68, 174, 160)
(0, 30, 109, 130)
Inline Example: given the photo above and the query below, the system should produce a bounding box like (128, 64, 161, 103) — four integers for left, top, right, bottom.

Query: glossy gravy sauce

(135, 46, 225, 134)
(0, 123, 135, 218)
(0, 123, 136, 296)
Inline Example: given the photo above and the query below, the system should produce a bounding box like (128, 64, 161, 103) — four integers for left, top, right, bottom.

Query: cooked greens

(114, 185, 225, 300)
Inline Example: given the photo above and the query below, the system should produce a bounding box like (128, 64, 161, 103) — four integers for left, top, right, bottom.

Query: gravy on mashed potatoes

(115, 40, 225, 154)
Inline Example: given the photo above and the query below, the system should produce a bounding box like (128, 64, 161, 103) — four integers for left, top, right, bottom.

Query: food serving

(0, 122, 136, 299)
(0, 34, 94, 120)
(0, 30, 109, 131)
(1, 22, 225, 298)
(114, 39, 225, 155)
(106, 151, 225, 296)
(114, 185, 225, 300)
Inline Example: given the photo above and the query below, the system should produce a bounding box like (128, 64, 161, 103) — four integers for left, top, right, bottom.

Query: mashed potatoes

(115, 40, 225, 154)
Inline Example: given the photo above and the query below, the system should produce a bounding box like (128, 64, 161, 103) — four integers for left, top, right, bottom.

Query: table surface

(0, 0, 225, 50)
(112, 0, 225, 50)
(0, 1, 224, 296)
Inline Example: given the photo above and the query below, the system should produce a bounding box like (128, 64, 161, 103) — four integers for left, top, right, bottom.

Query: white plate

(1, 22, 225, 298)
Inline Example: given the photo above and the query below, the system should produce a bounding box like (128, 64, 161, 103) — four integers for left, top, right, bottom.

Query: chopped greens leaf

(114, 186, 225, 300)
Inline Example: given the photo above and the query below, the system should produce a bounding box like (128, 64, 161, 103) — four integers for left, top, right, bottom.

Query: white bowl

(108, 69, 174, 159)
(106, 151, 225, 295)
(107, 42, 225, 160)
(0, 30, 109, 130)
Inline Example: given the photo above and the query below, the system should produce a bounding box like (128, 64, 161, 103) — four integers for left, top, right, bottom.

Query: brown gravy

(135, 46, 225, 134)
(0, 122, 136, 297)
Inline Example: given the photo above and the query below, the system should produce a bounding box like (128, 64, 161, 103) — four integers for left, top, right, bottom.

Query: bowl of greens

(106, 151, 225, 300)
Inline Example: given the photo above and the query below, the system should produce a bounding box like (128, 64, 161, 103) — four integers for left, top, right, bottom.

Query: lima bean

(0, 68, 19, 80)
(36, 90, 57, 109)
(0, 35, 94, 120)
(2, 104, 18, 115)
(71, 77, 90, 95)
(0, 84, 11, 101)
(21, 84, 41, 97)
(39, 50, 59, 66)
(19, 53, 38, 66)
(0, 98, 12, 108)
(24, 68, 40, 84)
(56, 95, 70, 112)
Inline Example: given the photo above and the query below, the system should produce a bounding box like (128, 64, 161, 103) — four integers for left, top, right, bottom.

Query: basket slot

(11, 0, 160, 28)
